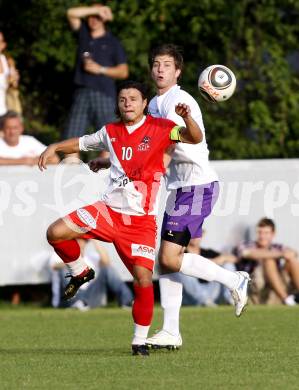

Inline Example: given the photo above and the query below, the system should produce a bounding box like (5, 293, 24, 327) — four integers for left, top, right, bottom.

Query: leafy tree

(1, 0, 298, 158)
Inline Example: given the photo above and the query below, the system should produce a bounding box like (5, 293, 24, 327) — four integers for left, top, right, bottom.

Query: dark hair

(148, 43, 184, 71)
(2, 110, 23, 127)
(257, 217, 276, 232)
(115, 80, 149, 117)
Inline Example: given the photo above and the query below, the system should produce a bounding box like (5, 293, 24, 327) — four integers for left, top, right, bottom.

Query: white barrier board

(0, 159, 298, 285)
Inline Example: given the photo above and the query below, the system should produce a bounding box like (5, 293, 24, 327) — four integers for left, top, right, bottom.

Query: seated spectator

(235, 217, 299, 305)
(178, 239, 237, 306)
(0, 111, 59, 165)
(50, 238, 133, 309)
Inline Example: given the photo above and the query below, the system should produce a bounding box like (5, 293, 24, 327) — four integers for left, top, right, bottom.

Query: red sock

(49, 239, 80, 263)
(132, 284, 154, 326)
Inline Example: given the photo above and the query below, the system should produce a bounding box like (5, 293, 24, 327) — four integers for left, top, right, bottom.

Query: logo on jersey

(112, 173, 132, 188)
(167, 221, 179, 226)
(142, 136, 151, 144)
(138, 136, 151, 151)
(76, 208, 97, 229)
(110, 137, 116, 143)
(131, 244, 155, 261)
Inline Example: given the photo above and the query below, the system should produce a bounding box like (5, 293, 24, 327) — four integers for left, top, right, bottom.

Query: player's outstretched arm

(38, 138, 80, 171)
(174, 103, 203, 144)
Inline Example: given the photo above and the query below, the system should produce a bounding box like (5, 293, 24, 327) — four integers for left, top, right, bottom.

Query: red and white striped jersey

(79, 115, 176, 215)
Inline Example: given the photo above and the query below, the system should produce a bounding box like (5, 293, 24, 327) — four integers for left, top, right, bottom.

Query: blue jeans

(80, 266, 133, 308)
(51, 265, 133, 308)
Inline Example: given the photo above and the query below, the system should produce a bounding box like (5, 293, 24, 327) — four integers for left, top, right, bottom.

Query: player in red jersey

(38, 80, 202, 356)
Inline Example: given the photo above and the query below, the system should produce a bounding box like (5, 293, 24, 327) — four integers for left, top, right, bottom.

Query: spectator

(64, 4, 129, 146)
(0, 111, 59, 165)
(0, 31, 10, 128)
(235, 217, 299, 305)
(179, 242, 237, 307)
(0, 31, 21, 132)
(50, 239, 133, 309)
(5, 54, 22, 115)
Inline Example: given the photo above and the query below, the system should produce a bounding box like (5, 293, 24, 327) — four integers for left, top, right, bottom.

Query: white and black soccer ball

(198, 65, 236, 103)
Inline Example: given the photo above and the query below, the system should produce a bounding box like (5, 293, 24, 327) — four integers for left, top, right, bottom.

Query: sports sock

(180, 253, 239, 290)
(65, 257, 89, 277)
(159, 273, 182, 336)
(132, 324, 150, 345)
(49, 239, 80, 262)
(132, 284, 154, 344)
(49, 240, 88, 276)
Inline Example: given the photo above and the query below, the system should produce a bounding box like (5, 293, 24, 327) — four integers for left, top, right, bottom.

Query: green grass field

(0, 305, 298, 389)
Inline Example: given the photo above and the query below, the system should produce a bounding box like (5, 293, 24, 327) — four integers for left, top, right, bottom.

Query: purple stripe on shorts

(161, 181, 219, 239)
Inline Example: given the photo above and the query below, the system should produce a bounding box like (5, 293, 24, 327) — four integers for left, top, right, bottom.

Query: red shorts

(65, 201, 157, 274)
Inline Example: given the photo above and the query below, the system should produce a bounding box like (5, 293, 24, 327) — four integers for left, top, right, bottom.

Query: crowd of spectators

(1, 4, 298, 309)
(0, 3, 131, 307)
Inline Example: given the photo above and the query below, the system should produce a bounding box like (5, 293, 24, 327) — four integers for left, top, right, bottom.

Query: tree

(1, 0, 299, 158)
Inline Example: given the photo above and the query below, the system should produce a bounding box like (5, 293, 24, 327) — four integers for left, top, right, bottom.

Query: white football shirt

(148, 84, 218, 189)
(0, 135, 46, 158)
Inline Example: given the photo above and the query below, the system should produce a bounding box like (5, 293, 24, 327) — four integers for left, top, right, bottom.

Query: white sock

(132, 324, 150, 345)
(159, 273, 183, 336)
(66, 256, 88, 276)
(180, 253, 239, 290)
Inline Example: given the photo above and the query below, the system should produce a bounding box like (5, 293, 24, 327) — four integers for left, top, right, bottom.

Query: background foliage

(1, 0, 299, 158)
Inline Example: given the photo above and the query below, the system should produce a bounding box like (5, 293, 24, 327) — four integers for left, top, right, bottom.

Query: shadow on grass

(0, 347, 130, 356)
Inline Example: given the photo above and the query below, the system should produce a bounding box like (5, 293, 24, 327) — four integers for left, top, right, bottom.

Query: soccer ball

(198, 65, 236, 103)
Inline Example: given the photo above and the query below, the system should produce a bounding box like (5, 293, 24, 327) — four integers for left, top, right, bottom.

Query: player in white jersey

(145, 44, 250, 349)
(38, 80, 202, 356)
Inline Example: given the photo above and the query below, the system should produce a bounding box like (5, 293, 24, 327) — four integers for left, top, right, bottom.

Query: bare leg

(186, 237, 200, 254)
(284, 255, 299, 290)
(132, 265, 153, 288)
(263, 258, 287, 301)
(47, 217, 85, 242)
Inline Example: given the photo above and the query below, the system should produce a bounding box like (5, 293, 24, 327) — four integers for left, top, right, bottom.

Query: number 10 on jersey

(122, 147, 132, 160)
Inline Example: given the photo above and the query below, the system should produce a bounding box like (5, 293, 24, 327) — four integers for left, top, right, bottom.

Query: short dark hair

(115, 80, 149, 117)
(148, 43, 184, 71)
(257, 217, 276, 232)
(2, 111, 23, 127)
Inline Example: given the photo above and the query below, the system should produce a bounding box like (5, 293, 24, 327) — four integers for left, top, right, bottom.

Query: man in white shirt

(145, 44, 250, 349)
(0, 111, 59, 165)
